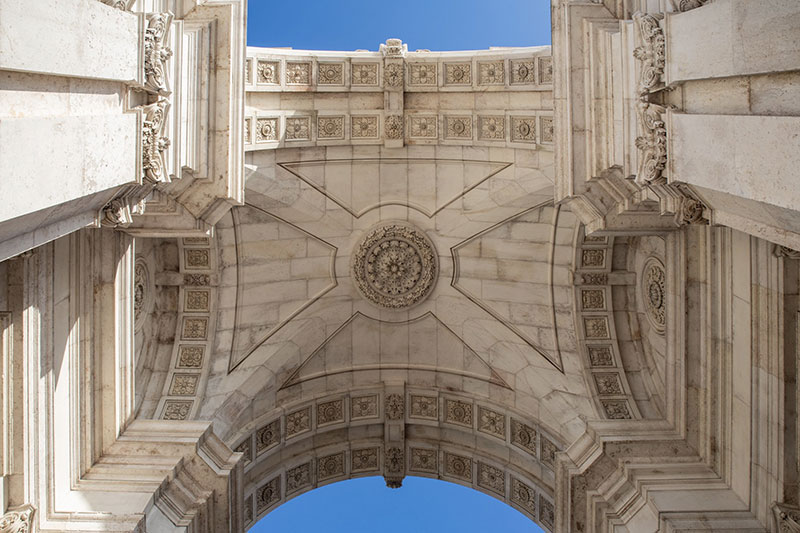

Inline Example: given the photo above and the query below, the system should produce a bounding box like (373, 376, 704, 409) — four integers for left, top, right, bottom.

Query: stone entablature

(245, 45, 553, 92)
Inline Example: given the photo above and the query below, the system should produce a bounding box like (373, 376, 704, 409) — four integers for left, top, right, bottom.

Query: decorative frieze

(286, 62, 311, 85)
(286, 407, 311, 438)
(510, 60, 535, 84)
(318, 116, 345, 139)
(445, 116, 473, 139)
(351, 63, 379, 86)
(143, 13, 173, 94)
(510, 117, 536, 142)
(351, 394, 379, 419)
(409, 63, 436, 86)
(256, 118, 279, 142)
(510, 418, 537, 455)
(351, 115, 379, 138)
(256, 477, 280, 512)
(317, 63, 344, 85)
(257, 61, 280, 84)
(169, 374, 199, 396)
(256, 419, 281, 454)
(317, 399, 344, 426)
(352, 448, 379, 472)
(478, 116, 505, 140)
(444, 452, 472, 481)
(510, 478, 536, 516)
(317, 452, 345, 481)
(478, 61, 504, 84)
(477, 462, 505, 495)
(286, 462, 312, 494)
(410, 448, 438, 473)
(410, 395, 438, 420)
(445, 63, 471, 85)
(445, 399, 473, 427)
(162, 400, 192, 420)
(177, 345, 204, 368)
(285, 117, 311, 141)
(141, 99, 171, 182)
(477, 406, 505, 439)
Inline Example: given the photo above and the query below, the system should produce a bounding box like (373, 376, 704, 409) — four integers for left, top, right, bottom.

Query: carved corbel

(141, 99, 171, 183)
(774, 245, 800, 260)
(0, 504, 35, 533)
(670, 0, 710, 11)
(380, 38, 407, 58)
(633, 13, 665, 95)
(99, 0, 130, 10)
(773, 502, 800, 532)
(674, 191, 708, 226)
(99, 185, 151, 228)
(634, 100, 668, 186)
(143, 13, 174, 95)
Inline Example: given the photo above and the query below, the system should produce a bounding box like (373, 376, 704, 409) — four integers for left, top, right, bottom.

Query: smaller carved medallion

(581, 249, 605, 268)
(445, 399, 473, 427)
(256, 419, 281, 454)
(169, 374, 198, 396)
(351, 63, 379, 85)
(583, 317, 610, 339)
(177, 345, 204, 368)
(256, 118, 279, 142)
(510, 418, 537, 455)
(410, 395, 438, 420)
(351, 116, 379, 138)
(181, 317, 208, 340)
(445, 63, 471, 85)
(594, 372, 623, 395)
(317, 63, 344, 85)
(318, 116, 344, 139)
(477, 462, 505, 495)
(479, 116, 505, 140)
(286, 463, 312, 494)
(317, 399, 344, 426)
(581, 289, 605, 310)
(162, 400, 192, 420)
(185, 290, 209, 312)
(409, 63, 436, 85)
(256, 477, 280, 512)
(444, 452, 472, 481)
(587, 345, 614, 367)
(601, 399, 632, 419)
(511, 60, 536, 84)
(478, 406, 505, 439)
(409, 116, 437, 138)
(286, 407, 311, 438)
(318, 452, 345, 481)
(410, 448, 438, 473)
(384, 63, 404, 87)
(285, 117, 311, 141)
(352, 448, 379, 472)
(445, 116, 473, 139)
(351, 395, 379, 419)
(511, 117, 536, 142)
(478, 61, 505, 84)
(257, 61, 279, 84)
(285, 62, 311, 85)
(510, 478, 536, 516)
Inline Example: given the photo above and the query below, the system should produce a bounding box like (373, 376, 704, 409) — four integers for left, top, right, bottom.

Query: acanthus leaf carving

(142, 99, 171, 183)
(634, 100, 668, 186)
(144, 13, 173, 95)
(670, 0, 709, 11)
(0, 505, 35, 533)
(773, 502, 800, 533)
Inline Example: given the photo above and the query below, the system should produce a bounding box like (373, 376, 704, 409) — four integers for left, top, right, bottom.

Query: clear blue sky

(247, 0, 552, 51)
(252, 476, 544, 532)
(247, 2, 550, 531)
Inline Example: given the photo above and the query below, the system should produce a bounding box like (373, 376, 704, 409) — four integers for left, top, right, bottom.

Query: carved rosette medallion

(641, 257, 666, 334)
(351, 223, 438, 309)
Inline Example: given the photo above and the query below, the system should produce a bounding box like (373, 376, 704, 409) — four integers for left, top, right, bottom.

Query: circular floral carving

(351, 223, 438, 309)
(641, 257, 666, 334)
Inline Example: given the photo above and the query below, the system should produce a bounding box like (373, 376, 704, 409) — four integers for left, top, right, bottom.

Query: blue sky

(247, 0, 552, 51)
(252, 476, 544, 532)
(247, 1, 550, 531)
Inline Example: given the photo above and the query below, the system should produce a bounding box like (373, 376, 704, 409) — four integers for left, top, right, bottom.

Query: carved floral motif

(510, 479, 536, 515)
(351, 116, 378, 138)
(318, 452, 345, 480)
(672, 0, 709, 11)
(601, 399, 632, 419)
(285, 117, 311, 141)
(410, 448, 437, 473)
(444, 452, 472, 481)
(144, 13, 173, 94)
(594, 373, 623, 395)
(385, 115, 404, 139)
(511, 117, 536, 142)
(510, 419, 537, 455)
(479, 116, 505, 140)
(169, 374, 198, 395)
(256, 477, 280, 511)
(134, 260, 147, 327)
(0, 505, 35, 533)
(409, 116, 437, 138)
(587, 345, 613, 367)
(256, 118, 279, 142)
(384, 448, 405, 488)
(511, 60, 536, 84)
(445, 399, 473, 427)
(445, 116, 472, 139)
(351, 223, 437, 309)
(286, 407, 311, 438)
(478, 407, 505, 438)
(352, 448, 379, 472)
(351, 64, 378, 85)
(410, 395, 438, 419)
(142, 99, 171, 182)
(478, 61, 504, 84)
(318, 116, 344, 139)
(317, 399, 344, 425)
(445, 63, 471, 85)
(177, 345, 204, 368)
(384, 63, 404, 87)
(477, 463, 505, 495)
(257, 61, 279, 84)
(318, 63, 344, 85)
(385, 394, 404, 420)
(409, 63, 436, 85)
(286, 463, 311, 494)
(285, 62, 311, 85)
(256, 419, 281, 453)
(351, 395, 378, 419)
(162, 400, 192, 420)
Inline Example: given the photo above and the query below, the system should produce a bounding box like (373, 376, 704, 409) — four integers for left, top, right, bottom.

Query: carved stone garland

(632, 12, 668, 186)
(351, 223, 438, 309)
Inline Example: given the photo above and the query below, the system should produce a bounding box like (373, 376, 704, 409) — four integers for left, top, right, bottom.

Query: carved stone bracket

(380, 38, 407, 58)
(99, 0, 130, 10)
(774, 245, 800, 260)
(670, 0, 710, 11)
(0, 504, 35, 533)
(142, 99, 171, 183)
(632, 13, 669, 186)
(144, 13, 174, 95)
(773, 502, 800, 532)
(99, 184, 152, 228)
